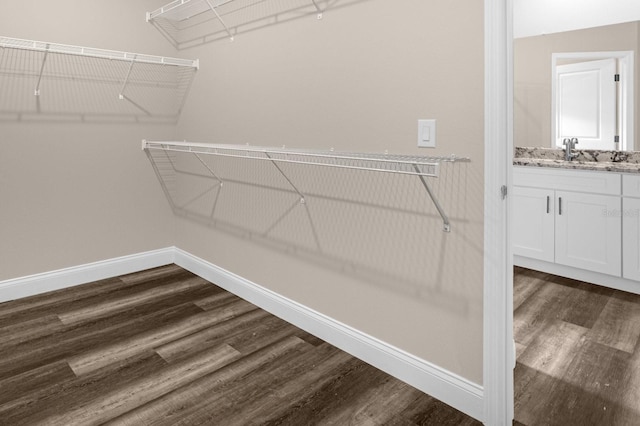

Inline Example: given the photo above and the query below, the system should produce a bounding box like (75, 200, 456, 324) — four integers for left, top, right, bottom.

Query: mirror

(515, 21, 639, 151)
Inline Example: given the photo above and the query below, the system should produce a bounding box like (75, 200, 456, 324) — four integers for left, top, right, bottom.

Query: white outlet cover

(418, 119, 436, 148)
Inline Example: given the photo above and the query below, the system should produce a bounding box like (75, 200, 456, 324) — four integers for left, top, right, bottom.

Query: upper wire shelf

(142, 140, 470, 231)
(148, 0, 236, 22)
(146, 0, 326, 48)
(0, 37, 199, 68)
(0, 37, 198, 122)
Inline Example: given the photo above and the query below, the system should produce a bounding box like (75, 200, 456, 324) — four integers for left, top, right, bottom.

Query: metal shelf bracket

(119, 56, 136, 101)
(310, 0, 323, 19)
(204, 0, 235, 41)
(34, 44, 50, 96)
(265, 152, 306, 204)
(193, 152, 224, 187)
(414, 164, 451, 232)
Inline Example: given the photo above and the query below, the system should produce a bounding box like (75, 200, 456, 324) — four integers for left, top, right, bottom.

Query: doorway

(511, 2, 640, 425)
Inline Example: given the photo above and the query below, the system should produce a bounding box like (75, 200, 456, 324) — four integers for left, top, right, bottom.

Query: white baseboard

(174, 248, 484, 422)
(0, 247, 175, 303)
(515, 255, 640, 295)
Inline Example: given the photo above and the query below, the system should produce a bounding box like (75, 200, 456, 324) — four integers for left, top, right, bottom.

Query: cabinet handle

(546, 196, 550, 214)
(558, 197, 562, 215)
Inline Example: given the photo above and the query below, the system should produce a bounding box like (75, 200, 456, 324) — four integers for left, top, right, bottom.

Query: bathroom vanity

(513, 147, 640, 294)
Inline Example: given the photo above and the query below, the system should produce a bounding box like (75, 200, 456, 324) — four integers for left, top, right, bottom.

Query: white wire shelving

(143, 140, 470, 232)
(0, 37, 199, 68)
(148, 0, 324, 22)
(0, 37, 199, 121)
(146, 0, 325, 47)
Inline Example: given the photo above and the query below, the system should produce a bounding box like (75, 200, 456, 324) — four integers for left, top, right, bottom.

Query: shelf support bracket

(204, 0, 234, 41)
(414, 164, 451, 232)
(265, 152, 306, 204)
(34, 45, 50, 96)
(119, 57, 136, 101)
(193, 152, 224, 187)
(310, 0, 323, 19)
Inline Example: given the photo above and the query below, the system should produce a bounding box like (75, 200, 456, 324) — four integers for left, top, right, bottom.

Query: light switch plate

(418, 119, 436, 148)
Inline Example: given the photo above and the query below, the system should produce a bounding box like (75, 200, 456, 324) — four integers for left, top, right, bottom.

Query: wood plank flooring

(514, 267, 640, 426)
(0, 265, 479, 426)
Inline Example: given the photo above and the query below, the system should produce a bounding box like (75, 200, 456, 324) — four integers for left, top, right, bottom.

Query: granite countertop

(514, 147, 640, 173)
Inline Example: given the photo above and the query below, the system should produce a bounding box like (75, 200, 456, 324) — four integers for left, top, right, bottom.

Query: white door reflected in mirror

(556, 58, 616, 149)
(552, 51, 634, 151)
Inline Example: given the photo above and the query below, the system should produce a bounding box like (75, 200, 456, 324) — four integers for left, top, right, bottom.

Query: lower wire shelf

(142, 140, 470, 231)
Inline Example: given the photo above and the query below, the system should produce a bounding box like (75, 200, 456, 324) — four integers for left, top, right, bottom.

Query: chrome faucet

(562, 137, 579, 161)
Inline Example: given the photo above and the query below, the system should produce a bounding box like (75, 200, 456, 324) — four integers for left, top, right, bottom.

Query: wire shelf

(0, 37, 198, 122)
(146, 0, 326, 48)
(148, 0, 235, 22)
(0, 37, 199, 68)
(143, 140, 470, 231)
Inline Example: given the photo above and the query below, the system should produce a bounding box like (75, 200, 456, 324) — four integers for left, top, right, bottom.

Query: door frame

(484, 0, 514, 424)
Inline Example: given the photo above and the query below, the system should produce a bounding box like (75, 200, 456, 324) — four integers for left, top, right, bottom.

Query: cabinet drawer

(514, 167, 621, 195)
(623, 174, 640, 197)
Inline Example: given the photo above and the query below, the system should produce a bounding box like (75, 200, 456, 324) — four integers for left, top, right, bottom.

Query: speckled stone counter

(514, 147, 640, 173)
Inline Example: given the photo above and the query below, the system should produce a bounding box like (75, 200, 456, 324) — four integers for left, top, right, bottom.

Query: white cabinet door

(513, 186, 555, 262)
(555, 191, 621, 276)
(623, 198, 640, 281)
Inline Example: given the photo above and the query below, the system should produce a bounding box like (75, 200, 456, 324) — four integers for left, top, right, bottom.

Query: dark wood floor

(514, 267, 640, 426)
(0, 264, 479, 426)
